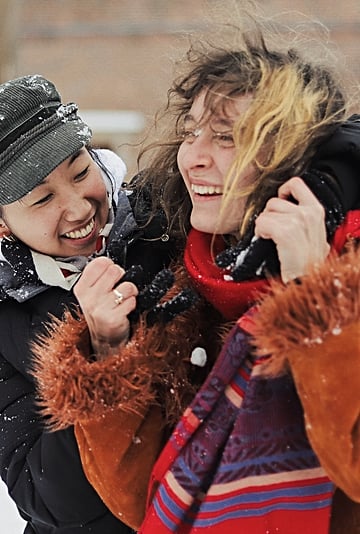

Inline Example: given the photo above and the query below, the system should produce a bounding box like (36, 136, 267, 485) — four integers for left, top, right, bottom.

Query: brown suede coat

(32, 269, 226, 530)
(252, 244, 360, 533)
(32, 249, 360, 532)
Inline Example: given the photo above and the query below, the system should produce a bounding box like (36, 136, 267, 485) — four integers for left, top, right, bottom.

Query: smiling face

(177, 90, 256, 237)
(0, 149, 110, 257)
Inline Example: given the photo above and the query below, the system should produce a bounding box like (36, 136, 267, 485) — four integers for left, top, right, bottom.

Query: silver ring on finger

(113, 288, 124, 306)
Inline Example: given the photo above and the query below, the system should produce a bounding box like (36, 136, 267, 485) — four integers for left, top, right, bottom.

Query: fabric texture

(75, 404, 165, 531)
(32, 266, 220, 431)
(0, 74, 92, 204)
(251, 243, 360, 501)
(184, 228, 270, 320)
(250, 240, 360, 534)
(142, 328, 332, 534)
(140, 212, 360, 534)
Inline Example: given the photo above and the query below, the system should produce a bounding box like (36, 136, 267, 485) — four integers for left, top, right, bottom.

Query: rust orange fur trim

(251, 243, 360, 375)
(31, 266, 225, 431)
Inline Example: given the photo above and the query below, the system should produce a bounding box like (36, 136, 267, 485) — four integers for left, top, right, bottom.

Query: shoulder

(312, 116, 360, 211)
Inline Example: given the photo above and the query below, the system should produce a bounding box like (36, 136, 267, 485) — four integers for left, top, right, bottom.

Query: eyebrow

(211, 115, 234, 128)
(183, 113, 234, 129)
(67, 150, 82, 166)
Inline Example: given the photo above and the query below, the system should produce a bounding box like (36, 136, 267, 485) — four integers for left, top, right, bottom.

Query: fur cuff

(31, 282, 220, 430)
(31, 312, 163, 430)
(251, 243, 360, 375)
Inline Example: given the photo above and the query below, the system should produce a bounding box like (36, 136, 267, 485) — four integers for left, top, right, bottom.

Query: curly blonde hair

(135, 18, 346, 243)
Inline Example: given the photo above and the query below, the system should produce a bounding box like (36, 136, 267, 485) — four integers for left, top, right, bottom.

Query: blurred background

(0, 0, 359, 177)
(0, 0, 359, 531)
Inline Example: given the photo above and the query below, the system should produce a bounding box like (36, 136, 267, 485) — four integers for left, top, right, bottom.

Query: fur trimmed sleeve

(251, 243, 360, 501)
(31, 284, 221, 431)
(251, 243, 360, 373)
(31, 311, 162, 430)
(32, 311, 176, 529)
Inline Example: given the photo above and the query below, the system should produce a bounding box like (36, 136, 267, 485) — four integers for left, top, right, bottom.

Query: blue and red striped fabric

(140, 210, 360, 534)
(140, 322, 333, 533)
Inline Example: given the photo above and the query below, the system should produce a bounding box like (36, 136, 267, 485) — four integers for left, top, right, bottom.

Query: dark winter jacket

(0, 183, 177, 534)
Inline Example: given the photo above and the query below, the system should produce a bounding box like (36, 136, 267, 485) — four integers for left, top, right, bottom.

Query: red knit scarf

(183, 211, 360, 321)
(183, 228, 270, 320)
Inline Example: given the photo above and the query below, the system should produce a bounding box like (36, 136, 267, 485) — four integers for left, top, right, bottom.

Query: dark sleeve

(109, 179, 180, 283)
(312, 114, 360, 210)
(0, 300, 134, 533)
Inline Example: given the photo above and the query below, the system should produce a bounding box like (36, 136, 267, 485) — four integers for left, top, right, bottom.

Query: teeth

(191, 184, 223, 195)
(65, 219, 94, 239)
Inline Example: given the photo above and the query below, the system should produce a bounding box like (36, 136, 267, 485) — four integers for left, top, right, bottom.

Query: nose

(180, 131, 213, 170)
(62, 193, 92, 222)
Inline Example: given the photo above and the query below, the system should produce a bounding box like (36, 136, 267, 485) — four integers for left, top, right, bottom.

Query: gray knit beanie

(0, 74, 92, 205)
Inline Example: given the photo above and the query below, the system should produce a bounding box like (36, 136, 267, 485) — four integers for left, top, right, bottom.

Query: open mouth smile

(191, 184, 223, 195)
(64, 218, 95, 239)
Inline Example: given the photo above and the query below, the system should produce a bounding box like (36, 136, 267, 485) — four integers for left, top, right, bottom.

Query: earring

(3, 234, 16, 242)
(0, 222, 16, 241)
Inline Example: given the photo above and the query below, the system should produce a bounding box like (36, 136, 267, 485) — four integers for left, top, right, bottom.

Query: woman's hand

(255, 177, 330, 283)
(74, 257, 138, 358)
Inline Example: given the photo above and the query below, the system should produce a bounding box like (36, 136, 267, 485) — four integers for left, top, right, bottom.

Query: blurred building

(1, 0, 360, 176)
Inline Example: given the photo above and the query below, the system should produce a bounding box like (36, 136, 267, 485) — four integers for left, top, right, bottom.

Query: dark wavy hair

(133, 20, 346, 242)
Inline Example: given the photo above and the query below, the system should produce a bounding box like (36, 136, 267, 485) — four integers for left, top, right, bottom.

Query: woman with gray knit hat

(0, 74, 181, 534)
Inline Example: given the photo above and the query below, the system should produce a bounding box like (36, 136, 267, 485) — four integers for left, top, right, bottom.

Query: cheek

(96, 185, 108, 203)
(177, 143, 188, 173)
(219, 151, 237, 177)
(89, 176, 108, 203)
(177, 146, 192, 189)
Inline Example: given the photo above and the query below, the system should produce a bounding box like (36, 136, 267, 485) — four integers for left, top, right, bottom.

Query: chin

(191, 221, 214, 234)
(191, 219, 230, 236)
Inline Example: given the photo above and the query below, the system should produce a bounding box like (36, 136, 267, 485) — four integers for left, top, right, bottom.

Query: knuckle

(119, 281, 139, 296)
(109, 263, 125, 278)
